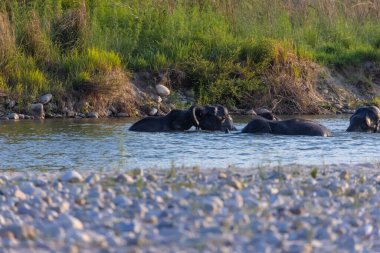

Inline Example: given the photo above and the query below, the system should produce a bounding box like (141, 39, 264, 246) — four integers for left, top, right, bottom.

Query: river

(0, 115, 379, 170)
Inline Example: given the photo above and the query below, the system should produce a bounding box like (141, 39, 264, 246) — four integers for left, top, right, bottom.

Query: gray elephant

(346, 106, 380, 133)
(253, 108, 280, 120)
(242, 116, 332, 137)
(129, 105, 236, 132)
(195, 105, 237, 132)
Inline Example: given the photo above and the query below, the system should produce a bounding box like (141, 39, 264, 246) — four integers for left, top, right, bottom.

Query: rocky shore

(1, 164, 380, 252)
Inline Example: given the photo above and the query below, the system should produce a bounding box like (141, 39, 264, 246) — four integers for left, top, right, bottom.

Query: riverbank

(1, 164, 380, 252)
(1, 0, 380, 118)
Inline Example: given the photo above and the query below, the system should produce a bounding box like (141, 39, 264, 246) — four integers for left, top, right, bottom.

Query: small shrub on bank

(53, 0, 87, 51)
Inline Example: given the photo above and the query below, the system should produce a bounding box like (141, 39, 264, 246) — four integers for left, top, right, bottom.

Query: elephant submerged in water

(346, 106, 380, 133)
(129, 105, 236, 132)
(242, 109, 332, 137)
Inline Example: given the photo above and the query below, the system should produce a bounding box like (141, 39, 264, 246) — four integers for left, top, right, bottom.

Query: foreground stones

(1, 165, 380, 252)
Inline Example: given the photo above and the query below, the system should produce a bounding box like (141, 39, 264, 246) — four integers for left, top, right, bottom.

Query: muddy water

(0, 115, 379, 170)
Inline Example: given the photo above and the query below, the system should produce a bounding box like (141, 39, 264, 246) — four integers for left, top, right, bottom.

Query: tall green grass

(0, 0, 379, 106)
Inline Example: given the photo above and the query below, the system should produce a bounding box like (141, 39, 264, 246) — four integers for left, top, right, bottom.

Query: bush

(53, 0, 87, 51)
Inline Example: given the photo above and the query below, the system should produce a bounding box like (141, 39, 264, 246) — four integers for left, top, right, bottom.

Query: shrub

(53, 0, 87, 51)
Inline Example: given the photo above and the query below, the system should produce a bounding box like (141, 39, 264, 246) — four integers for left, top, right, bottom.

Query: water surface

(0, 115, 379, 170)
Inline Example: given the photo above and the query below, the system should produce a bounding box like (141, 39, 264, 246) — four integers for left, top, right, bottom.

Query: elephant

(129, 106, 199, 132)
(242, 116, 332, 137)
(254, 108, 280, 121)
(195, 105, 237, 132)
(346, 106, 380, 133)
(129, 105, 236, 132)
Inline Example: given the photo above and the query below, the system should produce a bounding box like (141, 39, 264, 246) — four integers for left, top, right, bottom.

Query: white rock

(8, 113, 19, 120)
(57, 214, 84, 230)
(155, 84, 170, 96)
(14, 189, 27, 200)
(148, 108, 158, 116)
(60, 171, 83, 183)
(39, 94, 53, 104)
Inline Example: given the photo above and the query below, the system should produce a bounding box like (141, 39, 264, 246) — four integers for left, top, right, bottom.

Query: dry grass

(261, 54, 324, 114)
(72, 69, 141, 116)
(0, 11, 15, 68)
(53, 0, 87, 51)
(20, 11, 51, 61)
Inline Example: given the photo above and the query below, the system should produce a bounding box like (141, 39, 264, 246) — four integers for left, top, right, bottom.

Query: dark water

(0, 115, 379, 170)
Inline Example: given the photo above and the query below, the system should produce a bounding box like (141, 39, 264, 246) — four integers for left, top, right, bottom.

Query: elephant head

(255, 108, 280, 120)
(346, 106, 380, 133)
(194, 105, 236, 132)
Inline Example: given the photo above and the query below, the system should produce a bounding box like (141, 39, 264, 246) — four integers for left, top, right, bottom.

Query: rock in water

(86, 112, 99, 118)
(8, 113, 19, 120)
(39, 94, 53, 104)
(155, 84, 170, 96)
(30, 103, 45, 119)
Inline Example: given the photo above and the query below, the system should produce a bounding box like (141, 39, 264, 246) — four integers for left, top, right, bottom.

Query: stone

(86, 112, 99, 118)
(114, 221, 142, 234)
(148, 108, 158, 116)
(39, 94, 53, 104)
(0, 224, 37, 240)
(7, 99, 16, 108)
(60, 171, 83, 183)
(340, 171, 350, 181)
(115, 174, 134, 184)
(218, 172, 228, 179)
(56, 214, 84, 230)
(19, 182, 36, 195)
(155, 84, 170, 96)
(14, 189, 27, 200)
(7, 113, 19, 120)
(228, 177, 244, 190)
(24, 115, 34, 120)
(18, 114, 25, 119)
(203, 196, 224, 214)
(85, 174, 100, 185)
(29, 103, 45, 119)
(116, 112, 129, 117)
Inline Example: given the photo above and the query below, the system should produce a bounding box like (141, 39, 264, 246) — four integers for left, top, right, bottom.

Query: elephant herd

(129, 104, 380, 136)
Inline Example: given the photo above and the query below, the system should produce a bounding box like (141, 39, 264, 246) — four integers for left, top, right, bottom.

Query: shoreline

(1, 164, 380, 252)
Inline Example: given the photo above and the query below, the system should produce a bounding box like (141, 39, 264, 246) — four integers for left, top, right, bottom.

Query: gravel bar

(1, 163, 380, 253)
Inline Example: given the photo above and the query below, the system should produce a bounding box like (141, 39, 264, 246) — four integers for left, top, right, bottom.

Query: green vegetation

(0, 0, 379, 107)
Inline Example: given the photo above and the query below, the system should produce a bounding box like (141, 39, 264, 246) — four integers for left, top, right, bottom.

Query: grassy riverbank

(0, 0, 380, 113)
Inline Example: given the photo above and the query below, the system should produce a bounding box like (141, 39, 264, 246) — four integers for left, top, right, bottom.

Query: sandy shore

(1, 163, 380, 252)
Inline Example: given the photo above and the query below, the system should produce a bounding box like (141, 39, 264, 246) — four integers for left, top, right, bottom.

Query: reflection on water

(0, 115, 379, 170)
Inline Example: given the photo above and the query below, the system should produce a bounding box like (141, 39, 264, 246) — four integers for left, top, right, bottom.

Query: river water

(0, 115, 379, 170)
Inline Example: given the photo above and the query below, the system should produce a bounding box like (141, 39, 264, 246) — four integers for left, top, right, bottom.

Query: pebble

(56, 214, 84, 230)
(0, 224, 37, 240)
(0, 166, 380, 252)
(114, 221, 142, 234)
(60, 171, 83, 183)
(148, 108, 158, 116)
